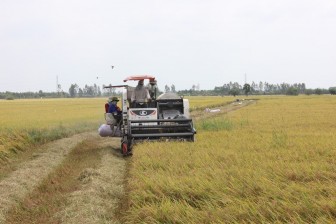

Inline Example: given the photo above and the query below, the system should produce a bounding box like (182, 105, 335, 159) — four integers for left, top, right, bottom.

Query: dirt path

(0, 132, 125, 224)
(192, 99, 256, 121)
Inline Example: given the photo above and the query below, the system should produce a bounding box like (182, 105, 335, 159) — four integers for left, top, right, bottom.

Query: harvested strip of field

(54, 138, 126, 224)
(5, 137, 125, 224)
(0, 131, 96, 223)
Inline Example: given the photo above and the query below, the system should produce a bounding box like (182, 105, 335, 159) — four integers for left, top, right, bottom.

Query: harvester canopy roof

(123, 75, 156, 82)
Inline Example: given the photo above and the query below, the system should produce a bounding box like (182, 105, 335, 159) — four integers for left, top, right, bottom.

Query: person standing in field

(131, 79, 151, 108)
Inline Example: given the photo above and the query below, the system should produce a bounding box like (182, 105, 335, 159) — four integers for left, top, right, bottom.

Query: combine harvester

(103, 75, 196, 156)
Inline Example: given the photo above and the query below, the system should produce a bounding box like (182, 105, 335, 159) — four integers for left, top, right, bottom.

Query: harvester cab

(104, 75, 196, 156)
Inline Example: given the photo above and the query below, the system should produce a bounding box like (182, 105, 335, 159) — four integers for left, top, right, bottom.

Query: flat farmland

(0, 95, 335, 223)
(126, 95, 336, 223)
(0, 98, 106, 162)
(0, 98, 106, 128)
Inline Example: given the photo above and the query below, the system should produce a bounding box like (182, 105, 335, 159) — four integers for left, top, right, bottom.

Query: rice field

(187, 96, 235, 111)
(0, 98, 107, 162)
(0, 96, 233, 162)
(0, 98, 106, 129)
(1, 95, 335, 223)
(125, 95, 336, 223)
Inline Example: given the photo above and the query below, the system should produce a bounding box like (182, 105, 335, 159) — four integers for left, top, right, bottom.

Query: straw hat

(109, 96, 119, 102)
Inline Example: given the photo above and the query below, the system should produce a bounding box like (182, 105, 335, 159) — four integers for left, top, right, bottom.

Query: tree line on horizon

(177, 81, 336, 96)
(0, 83, 114, 100)
(1, 82, 336, 100)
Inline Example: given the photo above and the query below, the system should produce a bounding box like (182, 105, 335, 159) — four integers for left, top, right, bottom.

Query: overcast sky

(1, 0, 335, 92)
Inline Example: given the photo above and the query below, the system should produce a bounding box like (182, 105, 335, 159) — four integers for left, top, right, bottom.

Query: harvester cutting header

(102, 75, 196, 156)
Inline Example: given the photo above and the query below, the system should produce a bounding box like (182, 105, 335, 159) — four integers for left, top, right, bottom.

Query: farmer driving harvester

(131, 79, 151, 108)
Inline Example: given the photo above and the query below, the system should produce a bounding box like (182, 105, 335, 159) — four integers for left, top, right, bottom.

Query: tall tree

(243, 83, 251, 96)
(78, 88, 83, 97)
(164, 85, 170, 93)
(229, 88, 240, 97)
(329, 87, 336, 95)
(69, 84, 78, 97)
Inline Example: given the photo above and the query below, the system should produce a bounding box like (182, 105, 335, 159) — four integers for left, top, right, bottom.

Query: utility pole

(56, 75, 62, 96)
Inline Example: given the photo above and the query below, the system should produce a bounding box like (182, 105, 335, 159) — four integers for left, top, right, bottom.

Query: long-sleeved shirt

(108, 103, 122, 115)
(131, 85, 151, 103)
